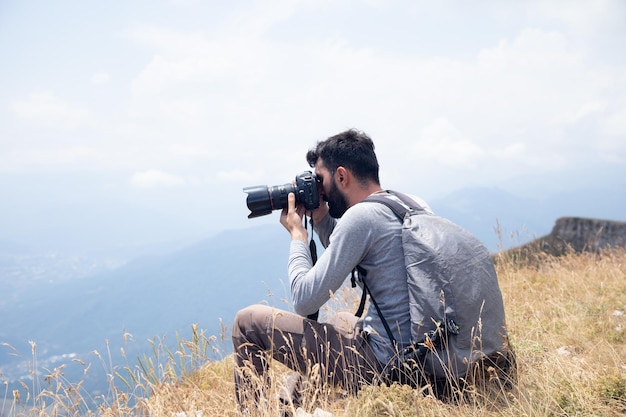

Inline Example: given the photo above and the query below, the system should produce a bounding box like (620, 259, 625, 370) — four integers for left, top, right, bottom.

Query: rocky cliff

(498, 217, 626, 264)
(550, 217, 626, 253)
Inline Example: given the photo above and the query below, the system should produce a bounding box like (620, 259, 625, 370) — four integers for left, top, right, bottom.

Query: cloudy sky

(1, 0, 625, 239)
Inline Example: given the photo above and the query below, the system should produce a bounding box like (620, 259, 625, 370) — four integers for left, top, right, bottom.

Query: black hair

(306, 129, 380, 185)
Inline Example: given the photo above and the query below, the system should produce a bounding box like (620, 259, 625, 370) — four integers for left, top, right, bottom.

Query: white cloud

(130, 170, 187, 188)
(169, 144, 215, 159)
(210, 169, 267, 184)
(118, 16, 624, 198)
(129, 168, 270, 189)
(471, 28, 586, 133)
(490, 143, 526, 159)
(535, 0, 624, 35)
(596, 107, 626, 163)
(0, 146, 103, 171)
(129, 54, 214, 97)
(600, 108, 626, 137)
(1, 0, 624, 204)
(553, 100, 608, 125)
(90, 72, 110, 85)
(412, 118, 484, 168)
(126, 25, 212, 57)
(12, 91, 89, 129)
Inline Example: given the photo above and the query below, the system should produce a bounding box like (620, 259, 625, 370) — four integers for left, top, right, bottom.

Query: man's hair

(306, 129, 380, 185)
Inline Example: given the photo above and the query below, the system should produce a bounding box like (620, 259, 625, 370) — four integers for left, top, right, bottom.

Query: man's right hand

(280, 193, 308, 242)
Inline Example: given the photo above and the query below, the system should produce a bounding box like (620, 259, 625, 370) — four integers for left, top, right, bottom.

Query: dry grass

(2, 248, 625, 416)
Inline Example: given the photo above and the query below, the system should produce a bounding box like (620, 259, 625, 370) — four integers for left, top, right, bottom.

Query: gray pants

(232, 304, 382, 404)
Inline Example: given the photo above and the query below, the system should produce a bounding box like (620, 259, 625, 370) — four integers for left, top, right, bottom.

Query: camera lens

(244, 183, 295, 218)
(267, 183, 296, 210)
(244, 171, 318, 219)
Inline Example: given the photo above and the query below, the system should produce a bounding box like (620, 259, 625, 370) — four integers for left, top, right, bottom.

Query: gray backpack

(357, 191, 507, 381)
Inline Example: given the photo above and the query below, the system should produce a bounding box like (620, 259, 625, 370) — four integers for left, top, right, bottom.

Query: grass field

(3, 248, 625, 416)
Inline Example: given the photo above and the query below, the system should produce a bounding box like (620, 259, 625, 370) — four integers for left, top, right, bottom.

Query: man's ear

(335, 166, 349, 187)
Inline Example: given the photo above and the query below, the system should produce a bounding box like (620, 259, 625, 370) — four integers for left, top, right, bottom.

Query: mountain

(1, 223, 293, 346)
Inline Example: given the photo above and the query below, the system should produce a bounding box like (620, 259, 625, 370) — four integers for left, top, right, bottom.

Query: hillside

(3, 238, 625, 416)
(139, 248, 626, 417)
(2, 215, 625, 409)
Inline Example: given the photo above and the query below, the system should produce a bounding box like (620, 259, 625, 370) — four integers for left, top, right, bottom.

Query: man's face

(315, 160, 349, 219)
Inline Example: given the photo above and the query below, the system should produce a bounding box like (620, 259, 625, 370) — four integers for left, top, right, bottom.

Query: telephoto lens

(244, 171, 319, 219)
(243, 183, 295, 218)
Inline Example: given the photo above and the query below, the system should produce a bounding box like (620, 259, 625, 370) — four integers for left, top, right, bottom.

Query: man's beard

(327, 180, 349, 218)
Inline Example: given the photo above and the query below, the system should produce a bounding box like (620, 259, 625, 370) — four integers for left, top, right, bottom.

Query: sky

(1, 0, 625, 245)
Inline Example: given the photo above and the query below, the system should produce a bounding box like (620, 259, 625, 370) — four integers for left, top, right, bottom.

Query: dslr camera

(244, 171, 320, 218)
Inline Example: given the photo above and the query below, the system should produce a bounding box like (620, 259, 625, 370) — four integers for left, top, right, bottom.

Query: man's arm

(288, 204, 374, 316)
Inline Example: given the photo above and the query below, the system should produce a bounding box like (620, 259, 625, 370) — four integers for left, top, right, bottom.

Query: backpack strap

(355, 266, 398, 348)
(362, 190, 428, 221)
(353, 191, 428, 347)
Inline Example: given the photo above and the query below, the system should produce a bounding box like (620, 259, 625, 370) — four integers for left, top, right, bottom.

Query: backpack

(355, 190, 507, 382)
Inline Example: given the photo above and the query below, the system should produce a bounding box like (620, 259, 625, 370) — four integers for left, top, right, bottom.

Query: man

(232, 129, 513, 409)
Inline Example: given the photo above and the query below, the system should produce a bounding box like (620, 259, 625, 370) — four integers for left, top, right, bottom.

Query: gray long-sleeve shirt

(288, 192, 433, 364)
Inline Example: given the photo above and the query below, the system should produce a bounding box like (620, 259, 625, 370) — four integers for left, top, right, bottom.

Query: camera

(244, 171, 320, 218)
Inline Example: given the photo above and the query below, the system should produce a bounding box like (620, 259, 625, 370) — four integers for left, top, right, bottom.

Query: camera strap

(308, 220, 317, 264)
(305, 215, 319, 321)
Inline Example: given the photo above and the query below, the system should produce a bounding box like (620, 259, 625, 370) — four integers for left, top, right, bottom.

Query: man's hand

(280, 193, 308, 242)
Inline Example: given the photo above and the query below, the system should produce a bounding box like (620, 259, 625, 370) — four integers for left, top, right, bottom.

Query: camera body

(244, 171, 320, 218)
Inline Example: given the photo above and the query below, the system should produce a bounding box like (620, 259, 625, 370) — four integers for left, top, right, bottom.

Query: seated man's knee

(232, 304, 272, 341)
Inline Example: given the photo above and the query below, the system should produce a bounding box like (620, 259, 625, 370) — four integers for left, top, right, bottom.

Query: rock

(551, 217, 626, 253)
